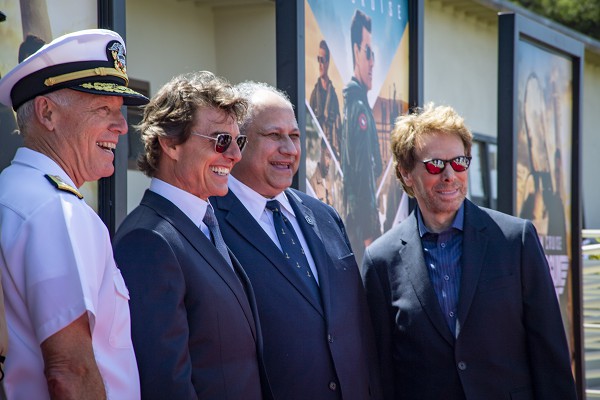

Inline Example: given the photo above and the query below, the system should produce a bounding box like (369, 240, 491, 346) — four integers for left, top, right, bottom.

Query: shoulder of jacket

(44, 174, 83, 199)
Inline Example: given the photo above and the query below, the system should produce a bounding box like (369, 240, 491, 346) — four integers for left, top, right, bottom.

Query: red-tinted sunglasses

(191, 132, 248, 153)
(422, 156, 472, 175)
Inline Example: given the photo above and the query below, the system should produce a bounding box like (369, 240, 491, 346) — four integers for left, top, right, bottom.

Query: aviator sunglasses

(359, 44, 375, 61)
(422, 156, 472, 175)
(191, 132, 248, 153)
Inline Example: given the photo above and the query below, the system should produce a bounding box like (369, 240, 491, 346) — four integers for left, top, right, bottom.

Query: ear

(34, 96, 56, 131)
(158, 136, 180, 161)
(399, 166, 413, 186)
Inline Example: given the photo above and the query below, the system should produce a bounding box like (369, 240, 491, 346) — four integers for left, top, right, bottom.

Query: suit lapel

(456, 200, 487, 338)
(141, 190, 257, 338)
(401, 213, 454, 345)
(214, 191, 324, 316)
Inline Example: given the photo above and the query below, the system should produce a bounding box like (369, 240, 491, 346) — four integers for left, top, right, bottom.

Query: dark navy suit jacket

(113, 190, 271, 400)
(362, 199, 577, 400)
(211, 188, 382, 400)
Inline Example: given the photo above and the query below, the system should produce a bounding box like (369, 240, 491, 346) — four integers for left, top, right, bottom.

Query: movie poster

(515, 39, 573, 341)
(304, 0, 409, 262)
(0, 0, 98, 209)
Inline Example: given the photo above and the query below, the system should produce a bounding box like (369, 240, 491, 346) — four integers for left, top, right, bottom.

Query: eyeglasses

(422, 156, 472, 175)
(317, 55, 328, 64)
(191, 132, 248, 153)
(360, 44, 375, 61)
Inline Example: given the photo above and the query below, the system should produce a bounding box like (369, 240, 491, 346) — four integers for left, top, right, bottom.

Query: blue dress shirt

(417, 203, 465, 336)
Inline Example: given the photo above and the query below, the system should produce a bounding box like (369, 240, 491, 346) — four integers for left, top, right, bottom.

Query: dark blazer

(212, 188, 382, 400)
(113, 190, 270, 400)
(361, 199, 577, 400)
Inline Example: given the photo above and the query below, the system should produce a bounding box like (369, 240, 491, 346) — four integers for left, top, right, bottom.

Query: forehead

(64, 90, 123, 109)
(361, 27, 371, 44)
(251, 91, 298, 130)
(416, 131, 465, 156)
(193, 106, 237, 131)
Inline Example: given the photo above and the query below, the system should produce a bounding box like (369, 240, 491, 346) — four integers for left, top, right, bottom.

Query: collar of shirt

(14, 147, 79, 189)
(417, 201, 465, 238)
(228, 175, 296, 221)
(149, 178, 210, 238)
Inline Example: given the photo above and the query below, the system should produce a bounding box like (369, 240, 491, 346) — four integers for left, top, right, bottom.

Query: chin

(212, 187, 229, 198)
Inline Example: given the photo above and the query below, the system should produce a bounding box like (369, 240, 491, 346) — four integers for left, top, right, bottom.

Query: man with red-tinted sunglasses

(361, 103, 577, 400)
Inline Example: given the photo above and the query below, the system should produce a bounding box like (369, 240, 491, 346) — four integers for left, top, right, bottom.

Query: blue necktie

(203, 205, 234, 270)
(265, 200, 320, 302)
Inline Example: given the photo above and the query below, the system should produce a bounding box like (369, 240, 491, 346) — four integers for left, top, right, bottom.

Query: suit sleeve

(361, 247, 396, 400)
(520, 221, 577, 400)
(114, 228, 198, 400)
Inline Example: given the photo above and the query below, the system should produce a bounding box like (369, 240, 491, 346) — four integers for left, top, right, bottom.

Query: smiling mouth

(271, 161, 292, 169)
(211, 166, 230, 176)
(97, 142, 116, 151)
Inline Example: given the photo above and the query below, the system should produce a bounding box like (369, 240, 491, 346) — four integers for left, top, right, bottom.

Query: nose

(224, 139, 242, 163)
(112, 111, 128, 136)
(280, 135, 299, 156)
(441, 164, 456, 181)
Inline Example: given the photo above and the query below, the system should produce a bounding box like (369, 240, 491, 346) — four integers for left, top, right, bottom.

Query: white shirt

(149, 178, 211, 240)
(0, 148, 140, 400)
(228, 176, 319, 284)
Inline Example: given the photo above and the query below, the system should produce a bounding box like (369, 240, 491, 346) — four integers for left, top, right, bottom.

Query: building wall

(582, 60, 600, 228)
(213, 5, 276, 86)
(424, 0, 498, 137)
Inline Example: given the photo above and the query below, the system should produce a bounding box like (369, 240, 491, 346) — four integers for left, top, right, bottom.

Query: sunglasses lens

(215, 134, 232, 153)
(366, 46, 374, 61)
(424, 160, 444, 174)
(450, 156, 470, 172)
(236, 135, 248, 152)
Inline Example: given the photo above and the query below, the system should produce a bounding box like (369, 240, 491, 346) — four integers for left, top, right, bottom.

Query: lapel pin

(304, 214, 314, 225)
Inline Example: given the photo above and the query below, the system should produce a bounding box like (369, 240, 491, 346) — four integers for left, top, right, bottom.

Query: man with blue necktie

(212, 81, 382, 400)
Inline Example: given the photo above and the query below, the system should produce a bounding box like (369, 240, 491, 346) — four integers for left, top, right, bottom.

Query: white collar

(149, 177, 208, 227)
(228, 175, 296, 218)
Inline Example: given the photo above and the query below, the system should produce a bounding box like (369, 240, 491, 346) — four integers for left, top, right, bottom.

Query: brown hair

(137, 71, 247, 177)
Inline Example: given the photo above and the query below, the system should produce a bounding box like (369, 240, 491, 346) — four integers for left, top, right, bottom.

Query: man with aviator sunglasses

(113, 71, 271, 399)
(341, 9, 383, 265)
(361, 103, 576, 399)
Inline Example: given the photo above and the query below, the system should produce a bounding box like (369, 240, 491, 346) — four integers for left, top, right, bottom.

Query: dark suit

(212, 188, 382, 400)
(113, 190, 269, 400)
(361, 199, 577, 400)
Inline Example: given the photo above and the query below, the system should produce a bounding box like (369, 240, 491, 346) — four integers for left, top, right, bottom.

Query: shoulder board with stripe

(44, 174, 83, 199)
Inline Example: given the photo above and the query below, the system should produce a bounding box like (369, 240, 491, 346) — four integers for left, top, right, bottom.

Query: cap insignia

(107, 41, 127, 75)
(44, 174, 83, 199)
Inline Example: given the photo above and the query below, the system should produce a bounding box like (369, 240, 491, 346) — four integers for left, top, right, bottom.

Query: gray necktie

(203, 205, 234, 269)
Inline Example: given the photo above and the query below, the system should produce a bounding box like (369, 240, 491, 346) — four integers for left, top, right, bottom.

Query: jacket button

(329, 381, 337, 391)
(458, 361, 467, 370)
